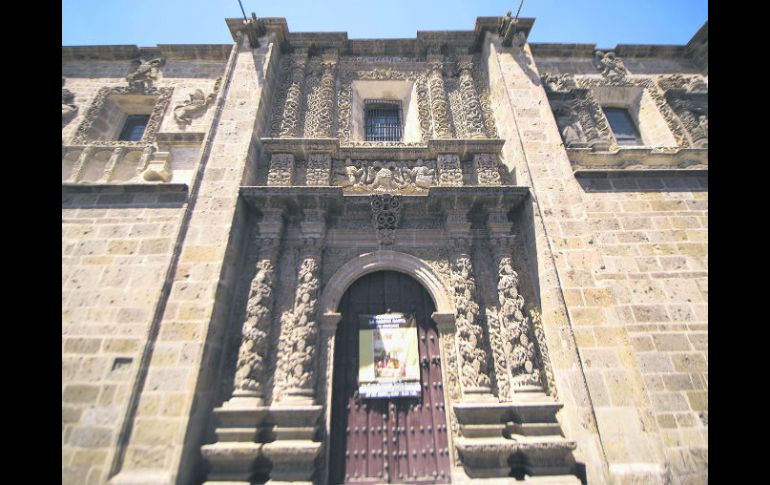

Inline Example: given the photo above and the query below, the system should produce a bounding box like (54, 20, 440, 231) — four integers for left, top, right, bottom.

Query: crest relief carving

(173, 77, 222, 125)
(333, 159, 436, 193)
(370, 194, 401, 245)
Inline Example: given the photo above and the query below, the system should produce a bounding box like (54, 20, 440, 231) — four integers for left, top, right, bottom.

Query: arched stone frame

(316, 249, 460, 484)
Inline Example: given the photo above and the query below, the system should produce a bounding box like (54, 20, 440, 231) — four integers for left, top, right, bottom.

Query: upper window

(602, 107, 641, 145)
(365, 101, 402, 142)
(118, 114, 151, 141)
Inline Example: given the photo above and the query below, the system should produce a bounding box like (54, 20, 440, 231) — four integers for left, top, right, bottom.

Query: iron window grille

(118, 114, 151, 142)
(364, 100, 402, 142)
(602, 107, 642, 145)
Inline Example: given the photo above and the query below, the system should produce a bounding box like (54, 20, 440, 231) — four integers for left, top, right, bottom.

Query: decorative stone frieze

(447, 209, 493, 399)
(427, 54, 453, 139)
(231, 210, 284, 403)
(276, 209, 326, 402)
(457, 56, 487, 139)
(333, 159, 436, 193)
(278, 49, 309, 138)
(306, 153, 332, 186)
(473, 153, 502, 185)
(267, 153, 294, 186)
(437, 154, 463, 186)
(173, 77, 221, 125)
(370, 194, 401, 245)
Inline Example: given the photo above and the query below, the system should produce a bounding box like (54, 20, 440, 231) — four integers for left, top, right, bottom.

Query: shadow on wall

(575, 172, 707, 193)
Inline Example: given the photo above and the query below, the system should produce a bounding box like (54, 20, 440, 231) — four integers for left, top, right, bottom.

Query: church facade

(62, 14, 708, 485)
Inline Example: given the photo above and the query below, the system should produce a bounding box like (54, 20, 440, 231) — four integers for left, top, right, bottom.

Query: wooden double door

(329, 271, 451, 484)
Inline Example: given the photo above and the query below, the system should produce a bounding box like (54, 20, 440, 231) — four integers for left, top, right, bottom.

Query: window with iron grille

(602, 107, 641, 145)
(118, 114, 151, 141)
(364, 100, 402, 142)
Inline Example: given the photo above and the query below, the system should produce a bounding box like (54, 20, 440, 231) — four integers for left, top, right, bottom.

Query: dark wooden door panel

(329, 271, 451, 484)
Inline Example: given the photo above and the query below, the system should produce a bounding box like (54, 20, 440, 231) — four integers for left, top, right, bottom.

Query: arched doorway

(328, 271, 451, 484)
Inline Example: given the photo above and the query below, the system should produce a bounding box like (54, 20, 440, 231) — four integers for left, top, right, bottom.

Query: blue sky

(62, 0, 708, 48)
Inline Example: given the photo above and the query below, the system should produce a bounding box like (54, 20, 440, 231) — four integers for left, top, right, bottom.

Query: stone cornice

(260, 137, 506, 161)
(239, 185, 529, 216)
(62, 44, 232, 62)
(530, 43, 688, 60)
(568, 147, 707, 173)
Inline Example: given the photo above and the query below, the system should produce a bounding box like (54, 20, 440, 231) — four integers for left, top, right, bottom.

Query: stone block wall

(488, 31, 707, 485)
(62, 187, 187, 485)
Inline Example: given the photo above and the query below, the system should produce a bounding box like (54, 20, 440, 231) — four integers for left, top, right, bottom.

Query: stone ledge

(569, 147, 707, 173)
(156, 132, 206, 145)
(62, 183, 189, 194)
(260, 137, 507, 161)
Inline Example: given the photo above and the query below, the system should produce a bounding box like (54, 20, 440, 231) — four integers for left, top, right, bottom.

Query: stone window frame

(70, 85, 173, 147)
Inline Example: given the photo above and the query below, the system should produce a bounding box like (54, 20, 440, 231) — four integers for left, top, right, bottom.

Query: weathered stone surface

(62, 15, 707, 485)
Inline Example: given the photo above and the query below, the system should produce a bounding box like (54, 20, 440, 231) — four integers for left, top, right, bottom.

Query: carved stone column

(446, 208, 494, 400)
(306, 50, 338, 138)
(306, 153, 332, 186)
(487, 213, 544, 394)
(277, 208, 326, 403)
(267, 153, 294, 186)
(231, 210, 285, 405)
(457, 56, 486, 139)
(278, 48, 309, 138)
(473, 153, 502, 186)
(437, 154, 463, 186)
(427, 54, 452, 139)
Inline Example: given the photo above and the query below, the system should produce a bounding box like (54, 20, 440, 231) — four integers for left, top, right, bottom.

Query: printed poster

(358, 312, 421, 398)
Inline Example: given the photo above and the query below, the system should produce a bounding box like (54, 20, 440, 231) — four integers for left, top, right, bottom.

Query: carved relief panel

(332, 159, 436, 193)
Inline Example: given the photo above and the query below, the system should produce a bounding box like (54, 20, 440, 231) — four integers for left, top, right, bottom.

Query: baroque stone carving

(71, 86, 173, 146)
(547, 90, 612, 150)
(62, 78, 78, 126)
(306, 153, 332, 186)
(370, 194, 401, 245)
(593, 51, 627, 82)
(437, 154, 463, 186)
(277, 217, 325, 400)
(333, 159, 435, 193)
(457, 57, 487, 139)
(492, 243, 543, 391)
(447, 216, 493, 395)
(541, 73, 576, 93)
(427, 56, 453, 139)
(126, 57, 164, 90)
(267, 153, 294, 186)
(530, 309, 557, 399)
(473, 154, 502, 185)
(304, 51, 337, 138)
(278, 51, 308, 138)
(173, 77, 221, 125)
(233, 235, 282, 399)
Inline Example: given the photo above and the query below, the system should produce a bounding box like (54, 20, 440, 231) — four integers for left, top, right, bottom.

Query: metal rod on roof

(511, 0, 525, 39)
(237, 0, 248, 21)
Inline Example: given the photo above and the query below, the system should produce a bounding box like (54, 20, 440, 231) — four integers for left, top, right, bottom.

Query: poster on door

(358, 312, 421, 398)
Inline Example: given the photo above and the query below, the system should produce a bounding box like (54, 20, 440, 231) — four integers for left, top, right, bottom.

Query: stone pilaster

(306, 50, 338, 138)
(487, 212, 544, 395)
(306, 153, 332, 186)
(231, 210, 285, 404)
(278, 48, 308, 138)
(104, 147, 126, 181)
(473, 153, 502, 186)
(446, 208, 494, 400)
(427, 54, 452, 139)
(457, 55, 486, 139)
(437, 153, 463, 186)
(267, 153, 294, 186)
(277, 208, 326, 403)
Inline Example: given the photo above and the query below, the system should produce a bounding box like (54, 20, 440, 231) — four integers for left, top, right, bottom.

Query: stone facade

(62, 15, 707, 485)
